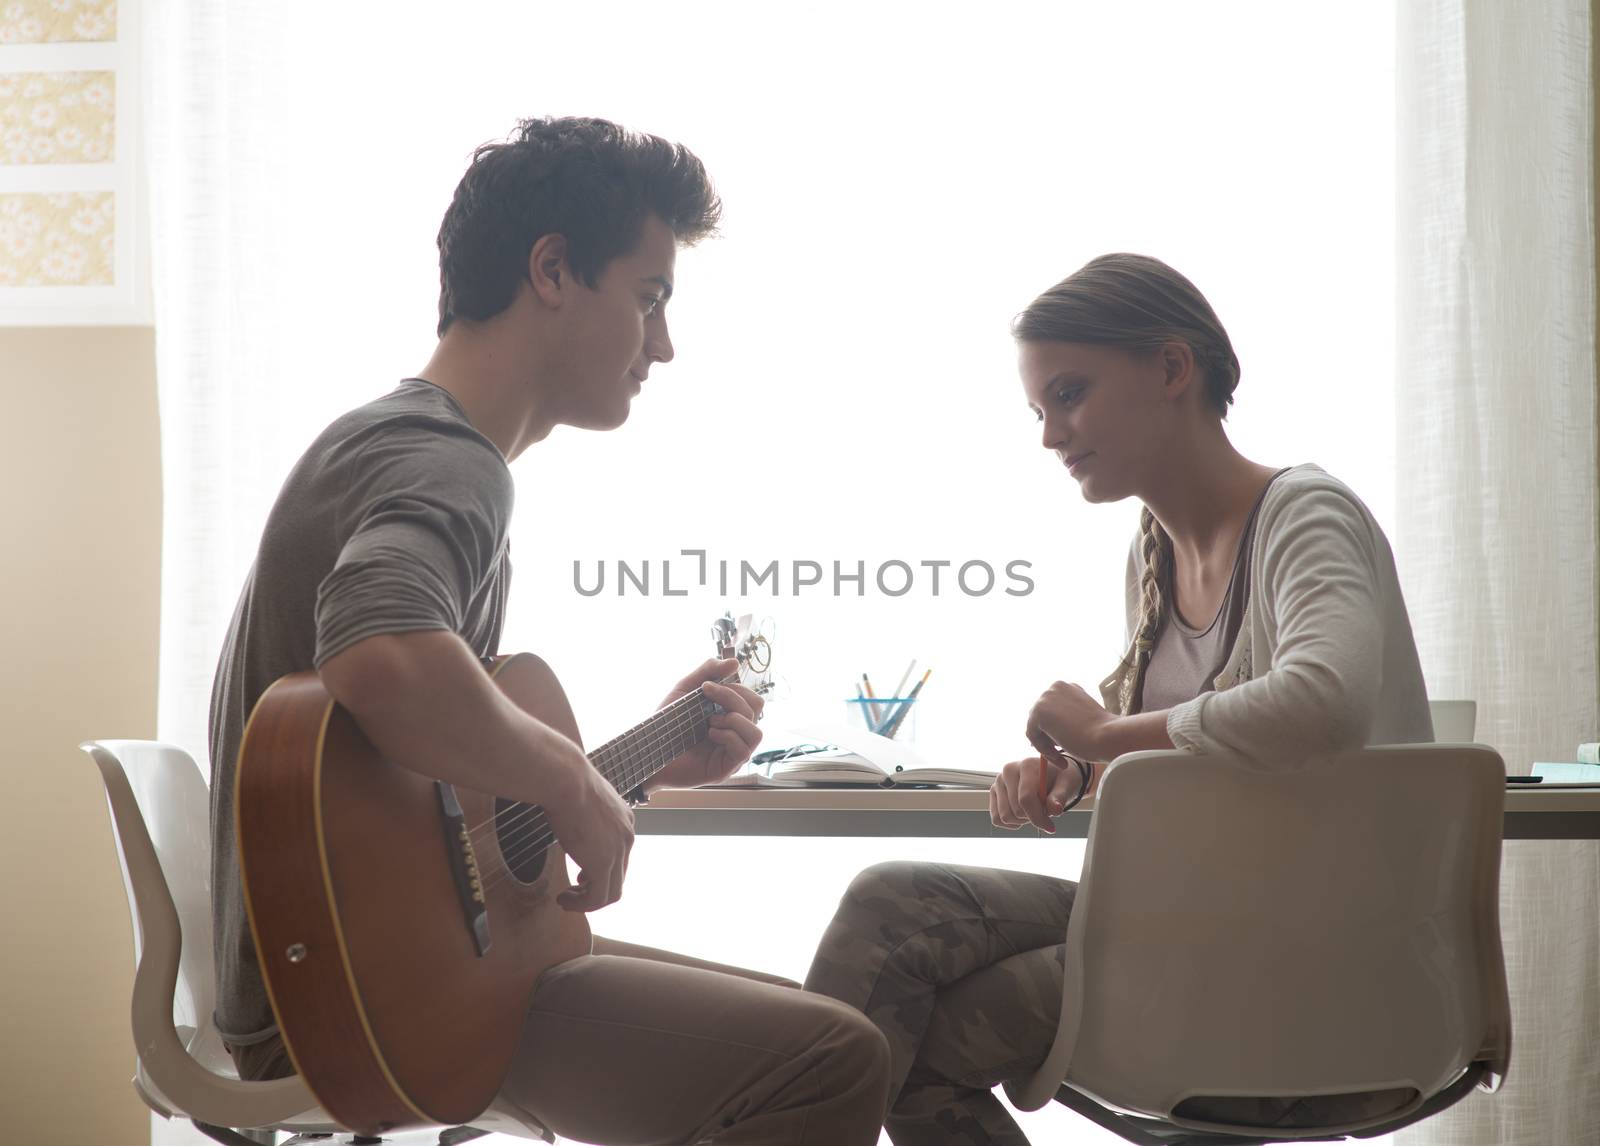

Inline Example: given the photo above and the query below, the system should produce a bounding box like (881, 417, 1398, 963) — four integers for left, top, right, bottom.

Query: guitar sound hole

(494, 798, 550, 884)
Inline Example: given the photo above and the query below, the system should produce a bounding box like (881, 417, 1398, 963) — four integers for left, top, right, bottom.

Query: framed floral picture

(0, 0, 147, 325)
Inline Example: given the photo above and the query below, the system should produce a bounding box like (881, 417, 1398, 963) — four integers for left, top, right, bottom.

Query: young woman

(804, 253, 1433, 1145)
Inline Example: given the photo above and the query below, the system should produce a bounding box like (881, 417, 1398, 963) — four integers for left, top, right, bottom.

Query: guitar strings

(477, 706, 701, 878)
(462, 671, 739, 843)
(483, 711, 701, 885)
(462, 678, 719, 840)
(480, 678, 748, 894)
(475, 672, 749, 893)
(463, 678, 722, 847)
(467, 685, 710, 845)
(482, 704, 710, 891)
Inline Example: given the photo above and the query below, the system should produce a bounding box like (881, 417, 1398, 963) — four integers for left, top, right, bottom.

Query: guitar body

(235, 653, 592, 1135)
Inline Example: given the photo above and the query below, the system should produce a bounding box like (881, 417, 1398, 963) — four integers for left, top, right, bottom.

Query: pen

(855, 682, 875, 732)
(862, 673, 883, 730)
(890, 659, 917, 706)
(880, 669, 931, 739)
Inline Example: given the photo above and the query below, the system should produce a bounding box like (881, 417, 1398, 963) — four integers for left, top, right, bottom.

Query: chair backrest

(80, 739, 326, 1129)
(1007, 744, 1511, 1135)
(86, 740, 218, 1050)
(1428, 700, 1477, 743)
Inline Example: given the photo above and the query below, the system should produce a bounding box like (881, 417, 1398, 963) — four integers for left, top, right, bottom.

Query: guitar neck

(587, 674, 734, 795)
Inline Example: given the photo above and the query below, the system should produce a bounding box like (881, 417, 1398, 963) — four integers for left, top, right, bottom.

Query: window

(263, 7, 1395, 1139)
(275, 4, 1395, 762)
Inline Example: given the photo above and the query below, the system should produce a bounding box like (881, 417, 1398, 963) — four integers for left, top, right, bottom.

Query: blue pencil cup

(846, 697, 917, 741)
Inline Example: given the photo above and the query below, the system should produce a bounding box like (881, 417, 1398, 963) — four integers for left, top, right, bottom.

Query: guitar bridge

(436, 782, 491, 956)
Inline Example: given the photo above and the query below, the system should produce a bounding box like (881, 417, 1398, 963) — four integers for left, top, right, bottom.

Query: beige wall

(0, 327, 159, 1144)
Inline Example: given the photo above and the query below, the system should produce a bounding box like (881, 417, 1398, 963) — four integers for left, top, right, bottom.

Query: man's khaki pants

(230, 935, 890, 1146)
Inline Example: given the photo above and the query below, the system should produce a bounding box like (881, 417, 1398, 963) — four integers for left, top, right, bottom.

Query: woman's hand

(988, 755, 1093, 833)
(1025, 680, 1113, 764)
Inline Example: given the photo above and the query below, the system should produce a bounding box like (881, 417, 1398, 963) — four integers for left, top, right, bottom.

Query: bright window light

(259, 5, 1394, 1140)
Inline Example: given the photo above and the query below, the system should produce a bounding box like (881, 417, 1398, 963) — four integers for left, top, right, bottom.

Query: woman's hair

(435, 116, 722, 337)
(1012, 253, 1241, 713)
(1123, 507, 1170, 714)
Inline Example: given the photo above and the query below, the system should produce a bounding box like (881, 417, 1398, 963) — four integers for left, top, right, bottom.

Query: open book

(712, 724, 997, 790)
(1531, 762, 1600, 787)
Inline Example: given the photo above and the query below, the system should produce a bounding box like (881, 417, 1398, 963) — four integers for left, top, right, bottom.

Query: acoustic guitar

(235, 614, 773, 1135)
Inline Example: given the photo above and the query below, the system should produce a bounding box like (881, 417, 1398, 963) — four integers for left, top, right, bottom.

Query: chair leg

(1049, 1087, 1183, 1145)
(194, 1122, 278, 1146)
(1049, 1087, 1346, 1146)
(195, 1121, 492, 1146)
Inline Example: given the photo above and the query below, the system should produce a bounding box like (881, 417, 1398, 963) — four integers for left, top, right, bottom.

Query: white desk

(635, 785, 1600, 840)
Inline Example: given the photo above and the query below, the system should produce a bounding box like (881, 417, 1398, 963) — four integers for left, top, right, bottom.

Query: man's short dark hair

(435, 116, 722, 336)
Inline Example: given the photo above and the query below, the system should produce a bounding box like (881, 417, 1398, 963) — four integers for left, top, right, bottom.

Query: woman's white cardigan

(1100, 464, 1434, 758)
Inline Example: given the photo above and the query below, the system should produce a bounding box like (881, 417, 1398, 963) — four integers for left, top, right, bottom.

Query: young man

(209, 116, 891, 1144)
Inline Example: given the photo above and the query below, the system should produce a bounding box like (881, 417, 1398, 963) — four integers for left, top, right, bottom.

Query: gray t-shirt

(208, 378, 512, 1044)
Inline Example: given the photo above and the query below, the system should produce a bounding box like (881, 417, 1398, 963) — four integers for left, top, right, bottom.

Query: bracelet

(1057, 754, 1093, 814)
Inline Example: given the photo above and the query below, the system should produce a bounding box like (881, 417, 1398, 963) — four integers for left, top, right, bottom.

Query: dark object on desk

(1505, 775, 1543, 784)
(753, 743, 837, 764)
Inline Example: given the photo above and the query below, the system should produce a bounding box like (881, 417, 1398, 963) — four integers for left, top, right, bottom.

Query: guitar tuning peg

(740, 633, 773, 673)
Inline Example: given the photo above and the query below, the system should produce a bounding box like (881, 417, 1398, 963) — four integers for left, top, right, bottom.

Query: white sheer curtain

(1395, 2, 1598, 1143)
(144, 1, 312, 758)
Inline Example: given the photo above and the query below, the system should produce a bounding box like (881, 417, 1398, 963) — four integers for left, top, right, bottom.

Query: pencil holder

(846, 697, 917, 741)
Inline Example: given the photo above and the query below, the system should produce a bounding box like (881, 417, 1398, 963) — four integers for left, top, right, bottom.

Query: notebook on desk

(1531, 762, 1600, 787)
(713, 722, 997, 790)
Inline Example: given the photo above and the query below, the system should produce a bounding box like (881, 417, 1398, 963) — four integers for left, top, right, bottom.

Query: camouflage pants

(804, 861, 1075, 1146)
(805, 863, 1420, 1144)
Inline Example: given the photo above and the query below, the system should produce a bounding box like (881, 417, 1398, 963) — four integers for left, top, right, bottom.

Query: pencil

(862, 673, 883, 729)
(855, 682, 877, 733)
(880, 669, 931, 739)
(890, 659, 917, 705)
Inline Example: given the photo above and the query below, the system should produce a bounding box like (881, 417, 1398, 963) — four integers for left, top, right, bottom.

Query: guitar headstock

(712, 611, 774, 695)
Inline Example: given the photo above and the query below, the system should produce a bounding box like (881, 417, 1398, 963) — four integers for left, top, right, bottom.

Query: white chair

(81, 739, 553, 1146)
(1006, 744, 1511, 1144)
(1428, 699, 1477, 744)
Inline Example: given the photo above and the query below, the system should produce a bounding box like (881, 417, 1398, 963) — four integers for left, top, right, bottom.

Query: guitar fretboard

(488, 672, 741, 880)
(588, 683, 721, 795)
